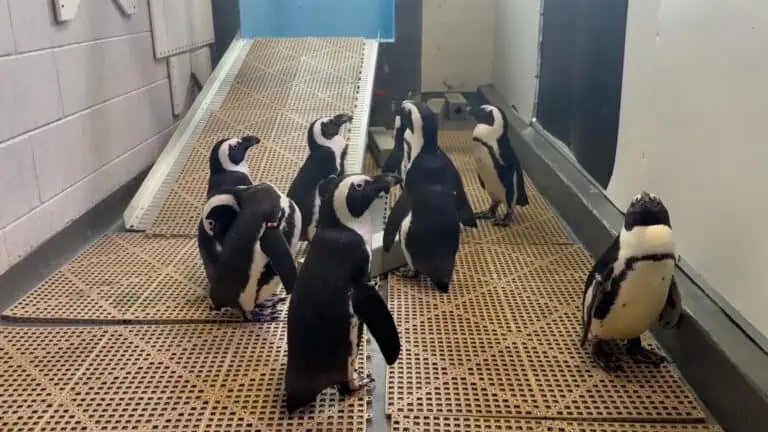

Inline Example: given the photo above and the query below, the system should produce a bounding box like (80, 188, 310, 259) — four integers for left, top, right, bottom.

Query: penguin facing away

(468, 104, 529, 226)
(395, 100, 477, 227)
(285, 173, 402, 413)
(208, 183, 299, 321)
(197, 135, 260, 285)
(581, 191, 683, 372)
(382, 102, 468, 293)
(206, 135, 260, 196)
(287, 113, 354, 242)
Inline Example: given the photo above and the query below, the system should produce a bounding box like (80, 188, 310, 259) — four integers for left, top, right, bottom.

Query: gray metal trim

(479, 84, 768, 432)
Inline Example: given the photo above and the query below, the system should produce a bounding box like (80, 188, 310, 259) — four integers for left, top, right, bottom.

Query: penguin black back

(286, 173, 402, 412)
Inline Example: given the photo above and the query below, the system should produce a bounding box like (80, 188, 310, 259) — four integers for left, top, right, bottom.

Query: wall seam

(0, 78, 169, 149)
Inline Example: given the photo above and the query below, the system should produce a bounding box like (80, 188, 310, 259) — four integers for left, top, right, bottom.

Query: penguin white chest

(591, 259, 675, 340)
(471, 141, 505, 203)
(239, 237, 270, 313)
(398, 213, 414, 269)
(308, 188, 321, 240)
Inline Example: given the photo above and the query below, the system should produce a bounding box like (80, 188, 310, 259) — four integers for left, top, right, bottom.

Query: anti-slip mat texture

(149, 38, 365, 236)
(1, 233, 295, 323)
(0, 324, 369, 431)
(385, 132, 718, 428)
(390, 415, 722, 431)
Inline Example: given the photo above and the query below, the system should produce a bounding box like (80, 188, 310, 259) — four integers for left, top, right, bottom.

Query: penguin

(285, 172, 402, 412)
(206, 135, 260, 196)
(467, 104, 529, 226)
(381, 109, 407, 176)
(581, 191, 683, 373)
(287, 113, 354, 242)
(208, 183, 300, 321)
(197, 135, 261, 284)
(382, 102, 471, 292)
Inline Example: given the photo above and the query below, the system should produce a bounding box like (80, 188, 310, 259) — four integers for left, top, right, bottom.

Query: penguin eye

(353, 181, 364, 191)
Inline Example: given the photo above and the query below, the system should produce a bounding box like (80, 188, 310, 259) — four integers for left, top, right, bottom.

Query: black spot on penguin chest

(594, 252, 677, 320)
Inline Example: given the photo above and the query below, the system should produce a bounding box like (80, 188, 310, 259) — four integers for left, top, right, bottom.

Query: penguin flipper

(659, 275, 683, 329)
(383, 191, 411, 252)
(581, 268, 612, 348)
(352, 280, 401, 365)
(448, 165, 477, 228)
(260, 228, 298, 295)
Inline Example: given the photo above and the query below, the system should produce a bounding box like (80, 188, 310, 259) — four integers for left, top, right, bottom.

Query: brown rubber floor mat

(391, 415, 722, 431)
(149, 38, 364, 237)
(0, 324, 369, 431)
(1, 233, 296, 323)
(385, 133, 716, 427)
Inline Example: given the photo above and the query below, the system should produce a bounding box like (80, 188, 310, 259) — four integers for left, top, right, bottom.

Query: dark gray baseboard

(478, 84, 768, 432)
(0, 169, 150, 319)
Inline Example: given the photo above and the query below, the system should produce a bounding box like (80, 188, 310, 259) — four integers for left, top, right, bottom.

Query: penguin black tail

(285, 387, 317, 414)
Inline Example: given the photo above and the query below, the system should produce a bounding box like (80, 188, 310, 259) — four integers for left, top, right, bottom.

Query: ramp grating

(148, 38, 367, 237)
(384, 131, 720, 427)
(0, 325, 368, 431)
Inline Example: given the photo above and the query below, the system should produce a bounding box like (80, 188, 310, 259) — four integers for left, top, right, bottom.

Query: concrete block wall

(0, 0, 191, 273)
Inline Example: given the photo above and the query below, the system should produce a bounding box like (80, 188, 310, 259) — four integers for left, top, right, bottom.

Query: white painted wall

(491, 0, 541, 121)
(0, 0, 212, 273)
(608, 0, 768, 340)
(421, 0, 496, 92)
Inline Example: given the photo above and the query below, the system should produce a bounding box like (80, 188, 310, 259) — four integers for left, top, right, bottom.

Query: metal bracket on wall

(53, 0, 81, 22)
(114, 0, 138, 16)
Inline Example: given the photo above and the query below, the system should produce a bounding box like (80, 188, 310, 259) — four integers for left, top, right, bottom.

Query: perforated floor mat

(391, 415, 722, 431)
(149, 38, 365, 237)
(385, 133, 718, 428)
(0, 325, 369, 431)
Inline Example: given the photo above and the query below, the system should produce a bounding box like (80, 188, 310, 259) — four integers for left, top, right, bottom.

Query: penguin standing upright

(198, 135, 261, 283)
(285, 173, 402, 412)
(581, 191, 683, 372)
(467, 104, 529, 226)
(287, 113, 354, 242)
(383, 102, 472, 292)
(208, 183, 300, 321)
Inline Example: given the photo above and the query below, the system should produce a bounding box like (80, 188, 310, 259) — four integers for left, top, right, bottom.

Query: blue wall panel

(239, 0, 395, 40)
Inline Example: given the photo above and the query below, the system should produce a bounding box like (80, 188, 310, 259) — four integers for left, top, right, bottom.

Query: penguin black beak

(331, 113, 353, 127)
(372, 173, 402, 194)
(240, 135, 261, 149)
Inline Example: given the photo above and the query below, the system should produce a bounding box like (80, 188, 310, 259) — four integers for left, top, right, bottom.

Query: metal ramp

(0, 35, 723, 431)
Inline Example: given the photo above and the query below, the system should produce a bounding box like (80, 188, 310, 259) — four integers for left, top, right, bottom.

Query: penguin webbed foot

(393, 266, 420, 279)
(338, 371, 375, 396)
(625, 337, 667, 367)
(249, 308, 281, 323)
(591, 340, 624, 373)
(257, 295, 288, 309)
(491, 210, 515, 227)
(474, 203, 499, 220)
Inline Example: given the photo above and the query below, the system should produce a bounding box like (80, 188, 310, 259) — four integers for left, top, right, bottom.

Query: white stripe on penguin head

(472, 105, 504, 142)
(217, 138, 251, 176)
(202, 193, 240, 236)
(312, 117, 347, 171)
(332, 174, 374, 254)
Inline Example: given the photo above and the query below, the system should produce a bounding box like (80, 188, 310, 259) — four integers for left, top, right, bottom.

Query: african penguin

(197, 135, 261, 284)
(285, 173, 402, 413)
(208, 183, 300, 321)
(468, 104, 529, 226)
(383, 102, 470, 292)
(287, 113, 354, 242)
(581, 191, 683, 373)
(206, 135, 260, 196)
(396, 100, 477, 227)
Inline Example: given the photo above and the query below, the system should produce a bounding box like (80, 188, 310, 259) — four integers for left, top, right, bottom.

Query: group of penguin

(194, 97, 685, 413)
